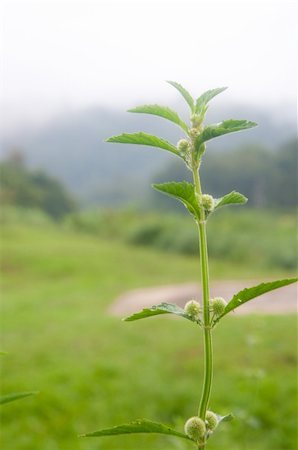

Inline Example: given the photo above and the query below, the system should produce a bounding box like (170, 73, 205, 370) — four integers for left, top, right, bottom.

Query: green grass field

(0, 224, 297, 450)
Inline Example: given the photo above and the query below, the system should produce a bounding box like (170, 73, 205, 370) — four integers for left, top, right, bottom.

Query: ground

(109, 281, 297, 316)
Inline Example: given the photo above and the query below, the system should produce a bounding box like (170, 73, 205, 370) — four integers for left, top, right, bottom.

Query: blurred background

(0, 0, 297, 449)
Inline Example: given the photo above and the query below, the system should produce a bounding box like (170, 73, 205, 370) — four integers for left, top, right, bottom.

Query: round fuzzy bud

(189, 127, 200, 139)
(205, 410, 218, 431)
(184, 416, 206, 441)
(184, 300, 201, 319)
(210, 297, 227, 316)
(201, 194, 215, 212)
(177, 139, 190, 154)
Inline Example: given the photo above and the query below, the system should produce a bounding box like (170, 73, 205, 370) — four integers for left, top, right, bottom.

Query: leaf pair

(166, 81, 227, 116)
(152, 181, 247, 219)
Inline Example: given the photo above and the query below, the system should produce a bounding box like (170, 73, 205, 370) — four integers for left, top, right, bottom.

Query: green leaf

(80, 418, 191, 441)
(152, 181, 200, 218)
(214, 191, 248, 210)
(219, 278, 298, 319)
(195, 119, 257, 148)
(195, 87, 227, 114)
(167, 81, 195, 112)
(106, 132, 180, 157)
(217, 413, 234, 423)
(0, 391, 38, 405)
(124, 302, 198, 323)
(128, 104, 189, 134)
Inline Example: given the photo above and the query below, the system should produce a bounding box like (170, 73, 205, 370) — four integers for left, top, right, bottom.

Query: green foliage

(128, 104, 189, 133)
(152, 182, 200, 219)
(0, 391, 38, 405)
(102, 82, 297, 448)
(214, 191, 247, 210)
(106, 132, 180, 157)
(194, 120, 257, 151)
(152, 140, 298, 210)
(219, 278, 298, 320)
(124, 303, 197, 323)
(195, 87, 227, 115)
(81, 418, 191, 440)
(167, 81, 195, 111)
(66, 208, 297, 271)
(0, 156, 76, 219)
(0, 352, 38, 406)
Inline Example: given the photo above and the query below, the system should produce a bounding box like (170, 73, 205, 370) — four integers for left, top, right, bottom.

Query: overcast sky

(1, 0, 297, 132)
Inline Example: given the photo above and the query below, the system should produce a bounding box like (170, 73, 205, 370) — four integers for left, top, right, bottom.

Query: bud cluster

(209, 297, 227, 316)
(205, 410, 218, 432)
(201, 194, 215, 212)
(184, 299, 201, 321)
(189, 127, 200, 140)
(184, 410, 218, 443)
(184, 416, 205, 442)
(177, 139, 190, 155)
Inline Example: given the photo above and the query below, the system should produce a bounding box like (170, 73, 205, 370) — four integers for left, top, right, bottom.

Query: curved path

(109, 281, 297, 316)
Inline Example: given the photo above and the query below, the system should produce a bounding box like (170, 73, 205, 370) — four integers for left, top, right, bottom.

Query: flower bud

(201, 194, 215, 212)
(205, 410, 218, 431)
(177, 139, 190, 154)
(210, 297, 227, 316)
(184, 416, 206, 441)
(191, 114, 203, 128)
(184, 300, 201, 320)
(189, 128, 200, 139)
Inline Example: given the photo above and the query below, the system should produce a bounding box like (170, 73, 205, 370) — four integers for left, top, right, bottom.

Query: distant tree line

(0, 151, 76, 219)
(150, 139, 297, 210)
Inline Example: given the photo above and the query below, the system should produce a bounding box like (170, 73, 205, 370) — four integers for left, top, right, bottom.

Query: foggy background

(1, 0, 297, 209)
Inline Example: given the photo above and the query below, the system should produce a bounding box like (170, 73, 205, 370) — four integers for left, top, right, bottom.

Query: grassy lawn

(0, 224, 297, 450)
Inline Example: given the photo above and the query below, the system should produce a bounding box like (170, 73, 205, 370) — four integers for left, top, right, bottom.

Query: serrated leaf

(214, 191, 248, 210)
(195, 87, 227, 114)
(106, 132, 180, 157)
(128, 104, 189, 134)
(195, 119, 257, 148)
(0, 391, 38, 405)
(153, 181, 200, 218)
(124, 302, 198, 323)
(218, 278, 298, 319)
(80, 418, 191, 441)
(167, 81, 195, 112)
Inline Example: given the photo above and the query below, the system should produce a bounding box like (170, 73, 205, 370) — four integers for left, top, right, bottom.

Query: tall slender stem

(192, 166, 213, 436)
(197, 222, 213, 418)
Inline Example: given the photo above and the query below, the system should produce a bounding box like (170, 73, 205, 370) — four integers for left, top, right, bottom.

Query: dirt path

(109, 281, 297, 316)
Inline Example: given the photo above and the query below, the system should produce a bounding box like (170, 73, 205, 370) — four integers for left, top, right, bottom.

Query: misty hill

(0, 102, 296, 206)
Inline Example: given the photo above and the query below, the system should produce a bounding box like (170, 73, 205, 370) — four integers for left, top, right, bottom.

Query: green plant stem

(193, 166, 213, 438)
(197, 222, 213, 417)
